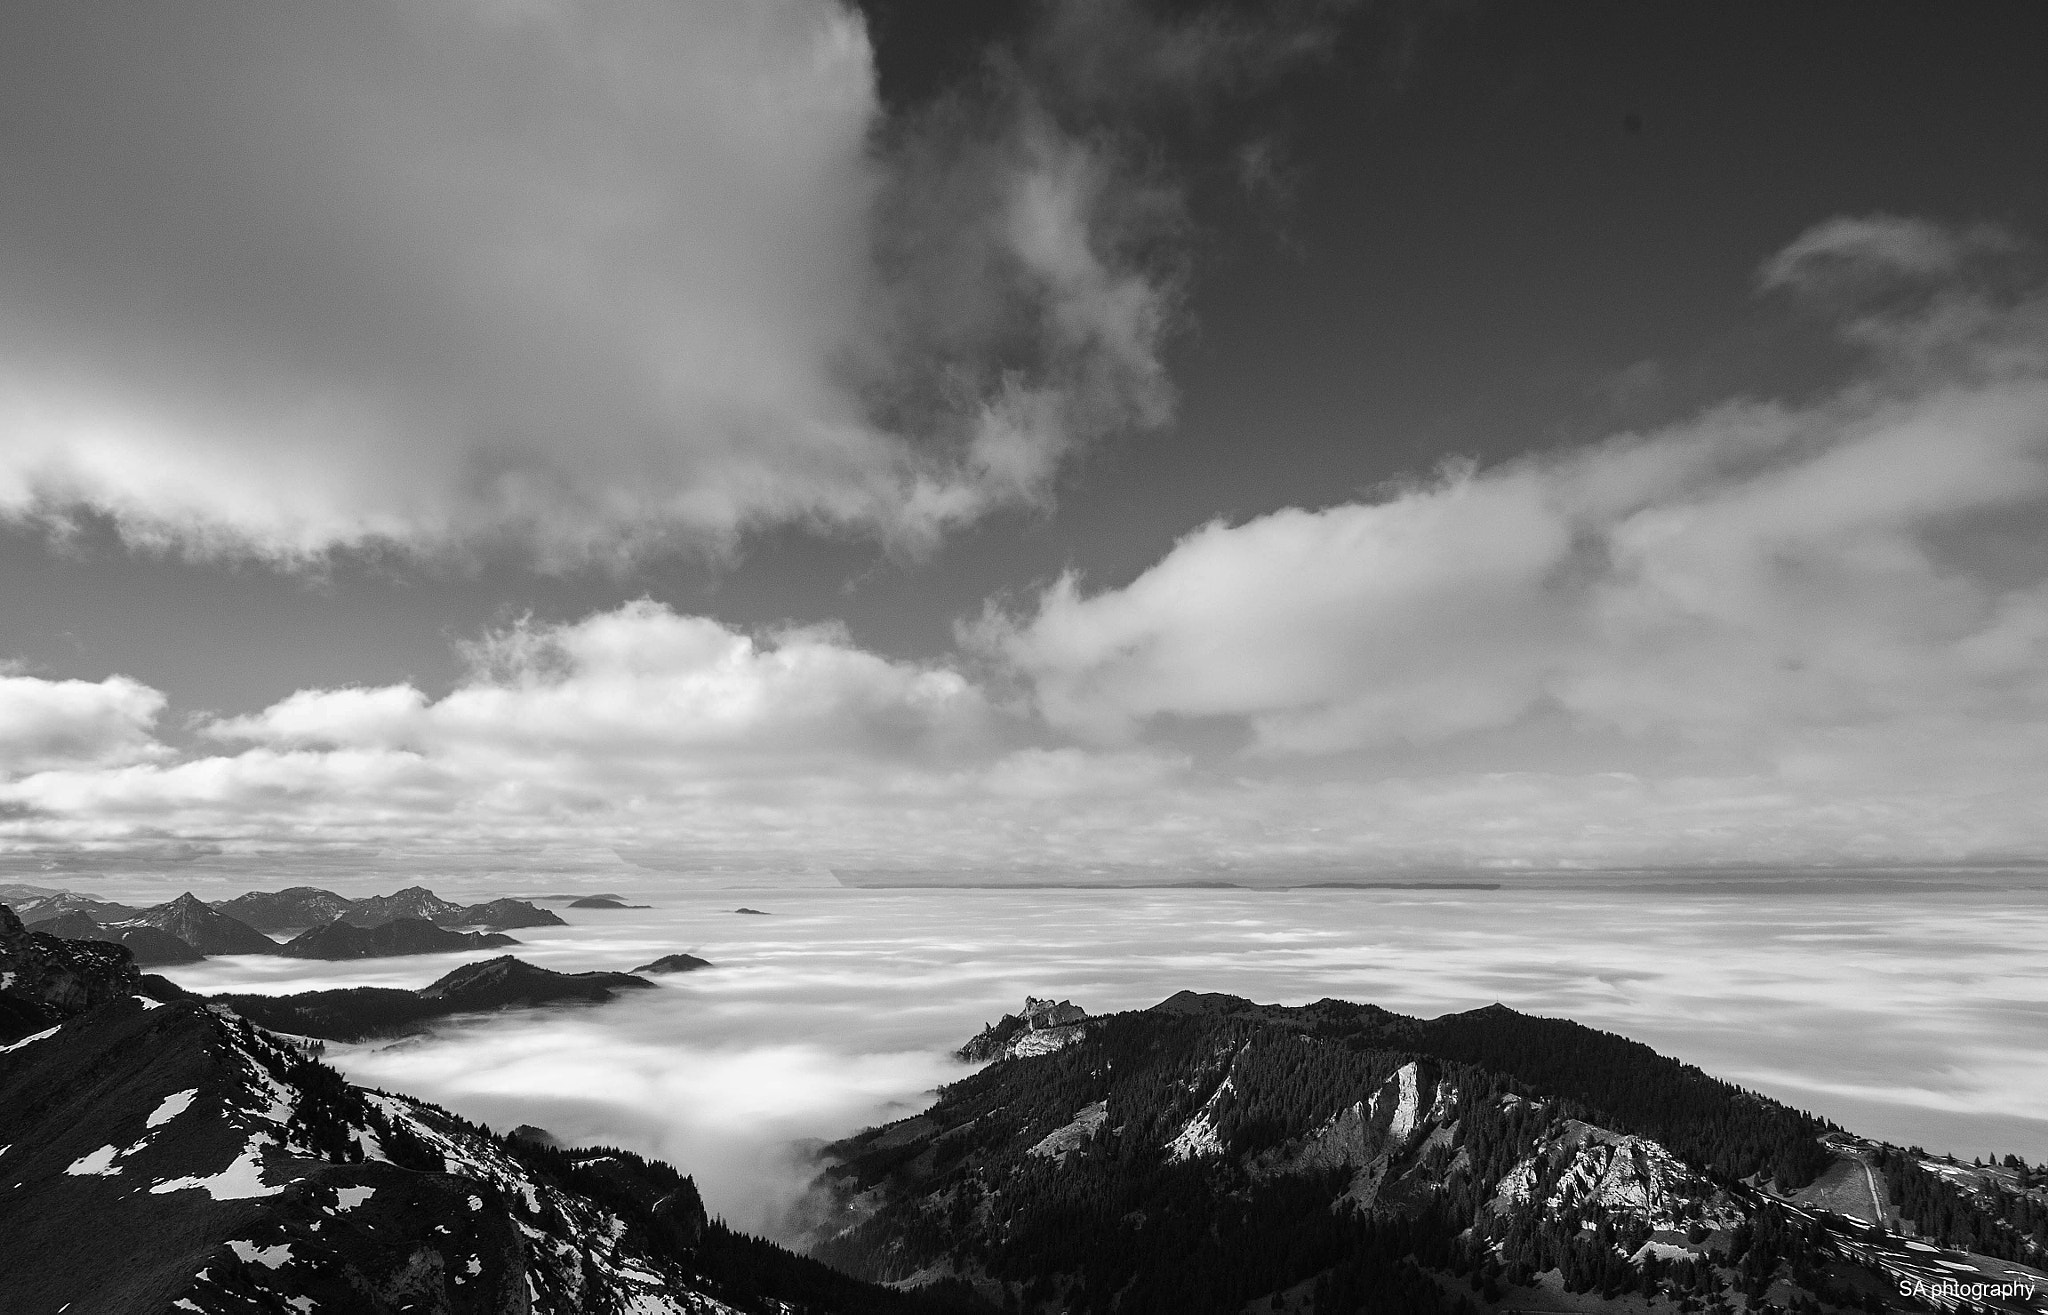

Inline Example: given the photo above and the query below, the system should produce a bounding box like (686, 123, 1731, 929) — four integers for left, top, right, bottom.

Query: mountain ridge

(805, 994, 2048, 1314)
(0, 915, 989, 1315)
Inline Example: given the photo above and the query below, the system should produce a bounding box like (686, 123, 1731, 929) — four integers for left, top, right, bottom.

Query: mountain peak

(1148, 989, 1256, 1015)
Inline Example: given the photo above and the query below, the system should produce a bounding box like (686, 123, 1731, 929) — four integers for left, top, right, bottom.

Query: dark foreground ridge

(0, 917, 989, 1315)
(809, 993, 2048, 1314)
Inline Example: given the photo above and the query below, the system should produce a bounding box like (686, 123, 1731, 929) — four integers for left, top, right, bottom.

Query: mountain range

(7, 897, 2046, 1314)
(0, 906, 982, 1315)
(4, 883, 572, 966)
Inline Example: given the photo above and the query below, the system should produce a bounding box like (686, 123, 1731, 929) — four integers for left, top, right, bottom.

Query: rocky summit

(956, 995, 1090, 1063)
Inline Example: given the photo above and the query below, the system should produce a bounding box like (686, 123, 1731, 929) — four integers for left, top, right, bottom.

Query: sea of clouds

(159, 876, 2048, 1240)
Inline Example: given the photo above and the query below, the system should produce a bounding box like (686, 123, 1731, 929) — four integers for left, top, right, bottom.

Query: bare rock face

(0, 903, 143, 1042)
(956, 996, 1091, 1062)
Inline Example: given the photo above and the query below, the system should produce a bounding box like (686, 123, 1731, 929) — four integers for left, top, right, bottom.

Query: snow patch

(135, 994, 163, 1010)
(65, 1144, 122, 1176)
(468, 1256, 483, 1275)
(469, 1194, 484, 1211)
(152, 1134, 284, 1200)
(228, 1240, 292, 1269)
(334, 1185, 375, 1210)
(0, 1025, 60, 1055)
(148, 1088, 199, 1128)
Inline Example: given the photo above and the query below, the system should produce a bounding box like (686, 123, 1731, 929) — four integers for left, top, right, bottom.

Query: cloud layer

(6, 217, 2048, 874)
(0, 0, 1281, 563)
(982, 217, 2048, 851)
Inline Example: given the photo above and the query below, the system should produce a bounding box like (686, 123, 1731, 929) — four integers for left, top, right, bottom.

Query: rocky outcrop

(957, 996, 1090, 1062)
(1492, 1117, 1742, 1232)
(280, 917, 518, 960)
(0, 903, 143, 1042)
(1028, 1101, 1108, 1163)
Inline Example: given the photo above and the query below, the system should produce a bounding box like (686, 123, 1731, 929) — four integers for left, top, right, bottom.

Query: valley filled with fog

(157, 875, 2048, 1241)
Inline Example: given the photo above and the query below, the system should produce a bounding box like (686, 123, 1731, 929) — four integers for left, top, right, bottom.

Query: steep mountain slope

(808, 995, 2045, 1314)
(280, 916, 519, 959)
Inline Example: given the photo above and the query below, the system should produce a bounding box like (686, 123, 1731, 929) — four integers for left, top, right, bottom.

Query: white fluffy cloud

(9, 218, 2048, 875)
(992, 220, 2048, 780)
(0, 602, 1153, 872)
(0, 0, 1211, 564)
(0, 675, 167, 775)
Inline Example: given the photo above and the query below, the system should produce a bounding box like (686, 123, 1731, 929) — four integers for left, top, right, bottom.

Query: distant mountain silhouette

(631, 953, 713, 974)
(279, 916, 519, 960)
(116, 893, 277, 956)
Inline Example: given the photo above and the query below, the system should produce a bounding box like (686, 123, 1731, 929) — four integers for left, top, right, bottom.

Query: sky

(4, 0, 2048, 883)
